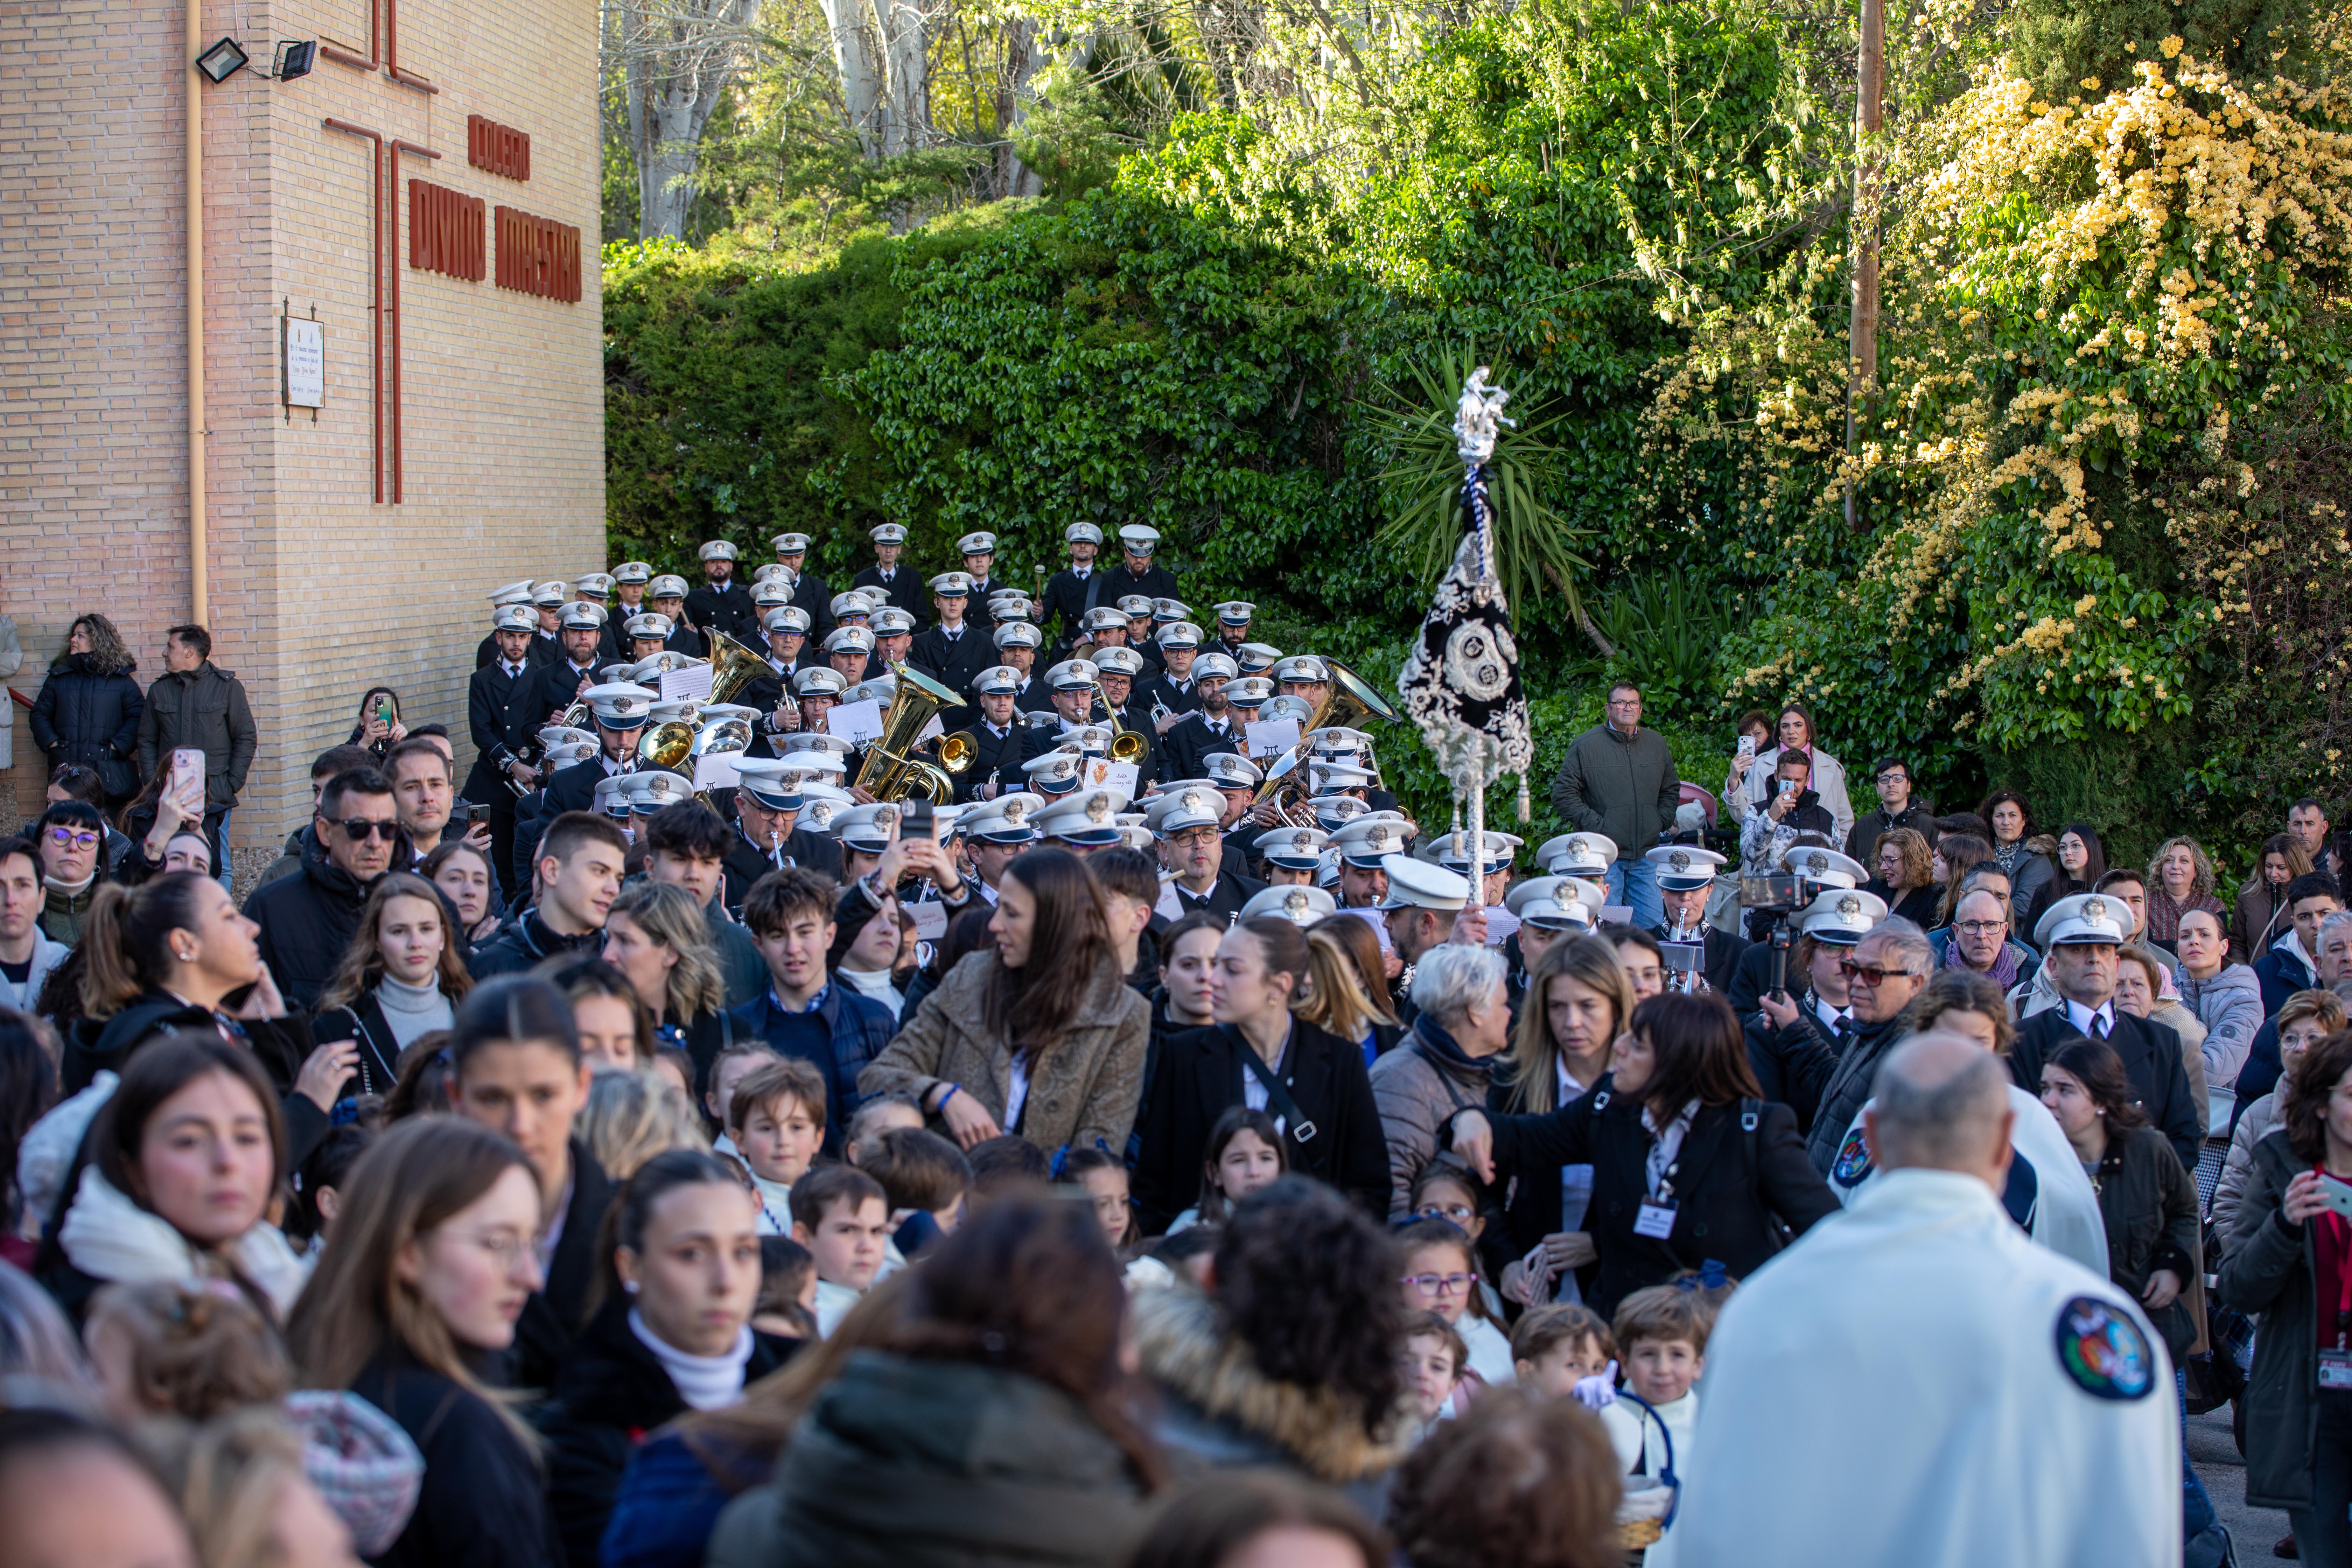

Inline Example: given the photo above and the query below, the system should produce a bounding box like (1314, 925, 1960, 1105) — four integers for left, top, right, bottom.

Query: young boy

(732, 1057, 829, 1234)
(703, 1041, 782, 1154)
(789, 1164, 890, 1337)
(854, 1125, 973, 1268)
(842, 1092, 925, 1166)
(1602, 1285, 1713, 1496)
(1512, 1304, 1617, 1401)
(1398, 1309, 1468, 1442)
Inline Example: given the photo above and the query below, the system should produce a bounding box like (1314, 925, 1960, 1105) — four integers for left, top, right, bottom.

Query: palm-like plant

(1362, 345, 1591, 632)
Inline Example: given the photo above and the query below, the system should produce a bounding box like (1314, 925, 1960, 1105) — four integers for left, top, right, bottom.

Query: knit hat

(282, 1389, 425, 1556)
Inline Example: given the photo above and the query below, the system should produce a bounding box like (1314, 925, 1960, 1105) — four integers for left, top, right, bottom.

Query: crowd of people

(0, 526, 2348, 1566)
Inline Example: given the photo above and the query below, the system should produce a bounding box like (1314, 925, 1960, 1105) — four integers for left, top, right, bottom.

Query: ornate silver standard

(1397, 366, 1536, 914)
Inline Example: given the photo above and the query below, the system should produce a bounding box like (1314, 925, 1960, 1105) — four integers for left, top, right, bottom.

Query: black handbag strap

(1238, 1038, 1318, 1144)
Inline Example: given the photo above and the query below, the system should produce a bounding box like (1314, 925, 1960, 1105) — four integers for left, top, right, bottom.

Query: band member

(853, 522, 929, 629)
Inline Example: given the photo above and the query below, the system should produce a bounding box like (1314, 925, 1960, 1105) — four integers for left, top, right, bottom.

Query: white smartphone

(2319, 1173, 2352, 1222)
(1737, 734, 1756, 763)
(171, 748, 206, 807)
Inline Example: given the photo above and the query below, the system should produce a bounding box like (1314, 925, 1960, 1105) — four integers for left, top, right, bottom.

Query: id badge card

(2321, 1348, 2352, 1391)
(1634, 1200, 1678, 1240)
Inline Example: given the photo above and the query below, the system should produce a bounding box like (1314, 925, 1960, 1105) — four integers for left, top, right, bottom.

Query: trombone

(1089, 676, 1149, 766)
(1248, 657, 1401, 826)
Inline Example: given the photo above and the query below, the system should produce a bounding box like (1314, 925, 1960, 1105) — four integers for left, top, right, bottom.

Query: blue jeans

(2177, 1369, 2217, 1543)
(1606, 856, 1663, 930)
(209, 808, 232, 893)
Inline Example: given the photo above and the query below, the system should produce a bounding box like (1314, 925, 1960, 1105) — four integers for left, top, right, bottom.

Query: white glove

(1572, 1360, 1619, 1412)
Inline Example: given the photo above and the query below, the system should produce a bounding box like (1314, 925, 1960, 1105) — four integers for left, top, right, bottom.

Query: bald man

(1672, 1034, 2179, 1568)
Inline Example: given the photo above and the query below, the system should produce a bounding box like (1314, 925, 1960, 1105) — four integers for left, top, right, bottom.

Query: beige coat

(859, 949, 1149, 1159)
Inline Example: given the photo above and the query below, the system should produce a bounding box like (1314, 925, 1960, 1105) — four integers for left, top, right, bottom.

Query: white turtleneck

(627, 1307, 754, 1410)
(836, 962, 904, 1019)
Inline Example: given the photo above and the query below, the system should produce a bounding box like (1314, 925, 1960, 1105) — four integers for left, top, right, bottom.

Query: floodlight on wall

(271, 41, 316, 81)
(195, 36, 249, 82)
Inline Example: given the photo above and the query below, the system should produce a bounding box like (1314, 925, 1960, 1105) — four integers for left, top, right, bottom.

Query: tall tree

(617, 0, 764, 238)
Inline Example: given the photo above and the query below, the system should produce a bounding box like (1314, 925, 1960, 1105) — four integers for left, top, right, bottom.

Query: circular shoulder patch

(2055, 1295, 2155, 1400)
(1831, 1127, 1874, 1188)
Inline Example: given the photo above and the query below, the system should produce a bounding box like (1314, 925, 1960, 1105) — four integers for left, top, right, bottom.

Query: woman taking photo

(860, 848, 1150, 1161)
(287, 1116, 557, 1568)
(2145, 835, 2227, 952)
(1449, 992, 1840, 1318)
(603, 881, 732, 1075)
(544, 1149, 792, 1568)
(1865, 828, 1940, 929)
(1737, 704, 1854, 847)
(1130, 917, 1388, 1235)
(828, 886, 910, 1022)
(68, 876, 343, 1169)
(721, 1196, 1159, 1567)
(114, 765, 216, 887)
(346, 686, 407, 758)
(313, 872, 472, 1097)
(1492, 936, 1636, 1307)
(2235, 834, 2311, 967)
(28, 614, 143, 807)
(38, 1032, 308, 1323)
(422, 839, 504, 948)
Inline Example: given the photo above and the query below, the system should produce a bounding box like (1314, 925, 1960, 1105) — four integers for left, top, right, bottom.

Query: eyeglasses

(1606, 696, 1641, 708)
(48, 827, 99, 848)
(1875, 771, 1908, 784)
(337, 819, 401, 842)
(1414, 1203, 1476, 1225)
(1399, 1272, 1476, 1295)
(1167, 828, 1219, 849)
(1953, 919, 2007, 936)
(1837, 959, 1908, 986)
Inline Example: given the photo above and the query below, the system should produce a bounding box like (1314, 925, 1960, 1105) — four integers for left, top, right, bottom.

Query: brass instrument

(1089, 676, 1149, 766)
(1663, 907, 1709, 994)
(852, 662, 965, 804)
(1248, 657, 1402, 825)
(632, 633, 769, 777)
(938, 731, 979, 772)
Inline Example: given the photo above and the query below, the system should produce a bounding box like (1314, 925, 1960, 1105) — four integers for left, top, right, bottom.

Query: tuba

(634, 632, 770, 776)
(1248, 657, 1401, 824)
(852, 663, 965, 804)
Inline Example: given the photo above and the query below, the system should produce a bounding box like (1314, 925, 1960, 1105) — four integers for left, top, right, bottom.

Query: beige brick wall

(0, 0, 603, 845)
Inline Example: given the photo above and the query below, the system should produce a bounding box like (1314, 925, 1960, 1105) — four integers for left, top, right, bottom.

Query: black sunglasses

(336, 819, 401, 842)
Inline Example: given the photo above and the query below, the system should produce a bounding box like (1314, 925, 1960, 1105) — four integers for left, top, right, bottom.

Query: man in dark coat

(520, 684, 654, 872)
(598, 565, 652, 665)
(470, 812, 626, 979)
(475, 580, 540, 668)
(1082, 524, 1180, 615)
(850, 522, 929, 631)
(957, 531, 1010, 634)
(465, 607, 550, 899)
(908, 574, 992, 698)
(1845, 754, 1940, 870)
(1159, 653, 1244, 783)
(720, 760, 845, 911)
(244, 766, 403, 1010)
(685, 540, 760, 649)
(136, 623, 257, 878)
(1153, 785, 1265, 926)
(531, 603, 606, 729)
(772, 532, 835, 642)
(1085, 646, 1162, 784)
(2010, 892, 2202, 1169)
(947, 667, 1034, 804)
(1645, 845, 1749, 996)
(1550, 681, 1680, 929)
(1039, 521, 1105, 655)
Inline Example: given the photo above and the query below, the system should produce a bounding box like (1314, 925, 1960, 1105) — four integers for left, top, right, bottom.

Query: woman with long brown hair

(1494, 936, 1637, 1308)
(312, 872, 472, 1098)
(1450, 993, 1840, 1318)
(286, 1115, 555, 1568)
(716, 1195, 1160, 1567)
(859, 848, 1149, 1162)
(2236, 833, 2314, 966)
(36, 1032, 306, 1324)
(27, 612, 142, 807)
(1302, 915, 1402, 1059)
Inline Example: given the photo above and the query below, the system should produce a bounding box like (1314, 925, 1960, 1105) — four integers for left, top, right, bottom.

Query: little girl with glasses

(1395, 1214, 1516, 1389)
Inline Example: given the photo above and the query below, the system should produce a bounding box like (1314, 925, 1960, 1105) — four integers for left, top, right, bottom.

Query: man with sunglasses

(1763, 915, 1933, 1175)
(244, 765, 406, 1010)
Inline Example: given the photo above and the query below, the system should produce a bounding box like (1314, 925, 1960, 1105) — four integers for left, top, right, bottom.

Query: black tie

(2093, 1011, 2112, 1040)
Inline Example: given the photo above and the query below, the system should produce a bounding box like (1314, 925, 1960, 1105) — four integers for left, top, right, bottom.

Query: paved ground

(2193, 1404, 2291, 1561)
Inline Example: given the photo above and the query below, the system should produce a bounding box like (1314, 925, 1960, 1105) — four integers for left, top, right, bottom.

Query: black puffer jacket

(29, 653, 143, 777)
(241, 832, 391, 1010)
(540, 1301, 795, 1568)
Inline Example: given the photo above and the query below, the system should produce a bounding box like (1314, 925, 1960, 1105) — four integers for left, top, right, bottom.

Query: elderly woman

(2145, 836, 2226, 951)
(1448, 992, 1840, 1319)
(1365, 942, 1514, 1220)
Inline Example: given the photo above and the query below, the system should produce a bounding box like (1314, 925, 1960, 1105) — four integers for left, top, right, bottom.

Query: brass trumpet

(1248, 657, 1401, 825)
(1090, 676, 1149, 766)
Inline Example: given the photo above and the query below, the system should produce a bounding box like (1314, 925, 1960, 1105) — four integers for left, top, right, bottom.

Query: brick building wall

(0, 0, 603, 850)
